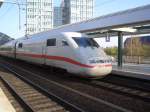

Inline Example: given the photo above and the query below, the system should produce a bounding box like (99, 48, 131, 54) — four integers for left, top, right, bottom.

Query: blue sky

(0, 0, 150, 46)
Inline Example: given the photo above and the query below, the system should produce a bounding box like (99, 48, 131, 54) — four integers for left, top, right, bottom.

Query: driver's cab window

(62, 40, 69, 46)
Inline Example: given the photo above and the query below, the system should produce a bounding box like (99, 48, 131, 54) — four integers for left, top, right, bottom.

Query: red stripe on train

(18, 53, 93, 68)
(7, 52, 112, 68)
(44, 55, 93, 68)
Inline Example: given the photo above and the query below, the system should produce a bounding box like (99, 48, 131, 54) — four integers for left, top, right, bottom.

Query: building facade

(53, 7, 63, 28)
(26, 0, 53, 35)
(61, 0, 94, 25)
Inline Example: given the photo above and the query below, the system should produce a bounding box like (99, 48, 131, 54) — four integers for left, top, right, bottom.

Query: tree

(142, 45, 150, 57)
(104, 47, 118, 56)
(124, 37, 144, 56)
(124, 37, 145, 64)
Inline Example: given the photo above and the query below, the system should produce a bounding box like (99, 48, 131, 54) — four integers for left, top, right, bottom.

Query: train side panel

(16, 38, 45, 64)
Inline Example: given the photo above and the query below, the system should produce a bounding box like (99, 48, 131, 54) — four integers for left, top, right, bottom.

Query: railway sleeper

(0, 70, 68, 112)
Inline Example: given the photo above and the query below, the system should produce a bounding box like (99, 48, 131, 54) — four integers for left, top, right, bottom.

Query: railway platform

(0, 88, 16, 112)
(112, 63, 150, 80)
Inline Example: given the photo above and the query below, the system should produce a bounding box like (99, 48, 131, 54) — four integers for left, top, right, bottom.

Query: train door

(45, 38, 58, 66)
(42, 41, 46, 65)
(14, 42, 17, 59)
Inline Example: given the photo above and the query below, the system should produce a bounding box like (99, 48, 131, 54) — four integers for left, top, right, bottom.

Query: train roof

(13, 32, 85, 44)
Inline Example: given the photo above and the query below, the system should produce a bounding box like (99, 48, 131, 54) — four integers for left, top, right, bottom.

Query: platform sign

(105, 32, 110, 42)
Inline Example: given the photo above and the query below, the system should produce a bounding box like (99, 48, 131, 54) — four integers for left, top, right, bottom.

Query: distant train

(0, 31, 112, 78)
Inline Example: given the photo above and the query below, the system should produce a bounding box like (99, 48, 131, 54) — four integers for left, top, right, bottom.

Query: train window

(62, 40, 69, 46)
(72, 37, 99, 48)
(47, 38, 56, 46)
(18, 43, 23, 48)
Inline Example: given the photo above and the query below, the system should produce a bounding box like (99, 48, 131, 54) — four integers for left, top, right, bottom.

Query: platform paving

(112, 63, 150, 80)
(0, 88, 16, 112)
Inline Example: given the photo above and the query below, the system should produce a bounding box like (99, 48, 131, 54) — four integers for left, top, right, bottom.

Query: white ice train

(0, 31, 112, 78)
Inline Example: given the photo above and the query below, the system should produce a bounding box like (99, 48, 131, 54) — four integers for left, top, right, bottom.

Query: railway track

(0, 58, 131, 112)
(89, 79, 150, 102)
(100, 74, 150, 92)
(0, 65, 83, 112)
(0, 57, 150, 112)
(0, 78, 26, 112)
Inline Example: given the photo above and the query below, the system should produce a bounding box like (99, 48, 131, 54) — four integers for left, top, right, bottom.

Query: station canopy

(53, 4, 150, 38)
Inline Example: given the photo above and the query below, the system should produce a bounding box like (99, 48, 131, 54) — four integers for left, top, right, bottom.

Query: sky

(0, 0, 150, 47)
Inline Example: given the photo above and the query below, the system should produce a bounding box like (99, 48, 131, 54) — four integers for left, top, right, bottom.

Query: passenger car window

(47, 39, 56, 46)
(18, 43, 23, 48)
(62, 40, 69, 46)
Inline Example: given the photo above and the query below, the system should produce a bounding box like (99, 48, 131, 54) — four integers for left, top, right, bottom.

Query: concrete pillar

(118, 32, 123, 68)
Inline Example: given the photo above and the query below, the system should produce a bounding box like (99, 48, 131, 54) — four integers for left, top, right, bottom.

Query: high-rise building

(53, 7, 63, 28)
(61, 0, 94, 25)
(26, 0, 53, 35)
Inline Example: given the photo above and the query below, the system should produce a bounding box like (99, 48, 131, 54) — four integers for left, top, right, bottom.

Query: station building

(26, 0, 53, 35)
(53, 7, 63, 28)
(53, 0, 94, 27)
(61, 0, 94, 25)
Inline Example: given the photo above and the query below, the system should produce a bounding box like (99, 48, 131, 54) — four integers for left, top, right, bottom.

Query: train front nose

(87, 64, 112, 78)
